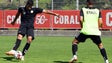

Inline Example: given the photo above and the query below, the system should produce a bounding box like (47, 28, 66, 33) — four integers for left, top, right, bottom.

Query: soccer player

(69, 0, 109, 63)
(5, 0, 59, 60)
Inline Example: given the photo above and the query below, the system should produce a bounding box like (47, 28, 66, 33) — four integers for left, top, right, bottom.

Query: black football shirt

(18, 7, 43, 27)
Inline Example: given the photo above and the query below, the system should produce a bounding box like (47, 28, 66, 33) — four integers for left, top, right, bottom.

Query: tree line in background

(0, 0, 111, 10)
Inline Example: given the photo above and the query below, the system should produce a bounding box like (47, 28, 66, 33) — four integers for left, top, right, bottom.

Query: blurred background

(0, 0, 112, 10)
(0, 0, 112, 36)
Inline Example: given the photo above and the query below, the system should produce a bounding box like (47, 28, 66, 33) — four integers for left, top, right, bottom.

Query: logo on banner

(35, 15, 48, 24)
(106, 12, 112, 26)
(54, 15, 79, 24)
(7, 15, 21, 24)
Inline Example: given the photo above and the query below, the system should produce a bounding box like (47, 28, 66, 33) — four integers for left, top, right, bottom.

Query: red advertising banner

(52, 10, 80, 29)
(0, 10, 3, 28)
(34, 13, 51, 28)
(4, 10, 20, 28)
(2, 10, 112, 29)
(101, 10, 112, 29)
(4, 10, 51, 28)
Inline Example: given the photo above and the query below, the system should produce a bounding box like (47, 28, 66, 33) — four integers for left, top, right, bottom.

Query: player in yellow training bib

(69, 0, 109, 63)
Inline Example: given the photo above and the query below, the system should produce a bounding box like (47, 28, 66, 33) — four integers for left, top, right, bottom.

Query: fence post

(50, 0, 54, 30)
(76, 0, 79, 10)
(36, 0, 38, 8)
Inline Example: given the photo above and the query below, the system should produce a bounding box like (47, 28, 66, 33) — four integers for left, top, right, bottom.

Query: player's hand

(55, 14, 60, 17)
(11, 21, 15, 25)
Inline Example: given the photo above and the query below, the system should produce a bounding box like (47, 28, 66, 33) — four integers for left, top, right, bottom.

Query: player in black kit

(5, 0, 59, 60)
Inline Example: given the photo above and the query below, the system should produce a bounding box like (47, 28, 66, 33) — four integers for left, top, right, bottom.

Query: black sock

(22, 43, 30, 56)
(72, 44, 78, 55)
(100, 48, 108, 60)
(13, 39, 21, 50)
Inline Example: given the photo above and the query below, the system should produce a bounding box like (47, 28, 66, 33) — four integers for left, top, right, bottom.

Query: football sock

(22, 43, 30, 56)
(72, 44, 78, 55)
(100, 48, 108, 60)
(13, 39, 21, 50)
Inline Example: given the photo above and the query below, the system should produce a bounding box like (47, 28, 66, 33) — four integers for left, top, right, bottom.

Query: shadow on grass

(54, 61, 83, 63)
(0, 56, 20, 62)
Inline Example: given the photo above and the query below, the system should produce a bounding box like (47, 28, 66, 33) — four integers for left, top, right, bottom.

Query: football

(14, 51, 22, 60)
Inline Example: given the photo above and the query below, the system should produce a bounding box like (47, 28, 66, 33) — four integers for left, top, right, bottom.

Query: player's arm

(42, 9, 59, 17)
(11, 11, 20, 25)
(80, 16, 83, 28)
(80, 9, 83, 28)
(98, 12, 103, 28)
(98, 18, 103, 28)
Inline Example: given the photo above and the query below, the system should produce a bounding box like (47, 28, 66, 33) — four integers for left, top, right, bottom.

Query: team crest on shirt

(23, 12, 26, 14)
(31, 10, 33, 13)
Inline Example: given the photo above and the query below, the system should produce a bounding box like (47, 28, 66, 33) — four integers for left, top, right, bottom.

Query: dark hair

(26, 0, 34, 6)
(86, 0, 93, 5)
(86, 0, 92, 2)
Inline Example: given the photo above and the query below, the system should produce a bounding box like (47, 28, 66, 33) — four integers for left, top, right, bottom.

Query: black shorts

(75, 33, 102, 45)
(18, 25, 34, 40)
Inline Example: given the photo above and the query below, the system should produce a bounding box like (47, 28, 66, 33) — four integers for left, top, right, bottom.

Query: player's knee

(72, 39, 79, 44)
(27, 36, 33, 43)
(97, 43, 103, 49)
(17, 34, 23, 40)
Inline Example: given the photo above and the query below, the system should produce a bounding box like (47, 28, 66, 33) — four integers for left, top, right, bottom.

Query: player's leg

(69, 39, 78, 63)
(22, 36, 32, 56)
(91, 36, 109, 63)
(98, 43, 109, 63)
(69, 33, 87, 63)
(5, 26, 26, 56)
(13, 34, 23, 50)
(21, 28, 34, 60)
(20, 36, 32, 60)
(5, 34, 24, 56)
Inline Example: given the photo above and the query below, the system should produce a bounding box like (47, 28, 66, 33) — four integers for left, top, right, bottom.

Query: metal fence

(0, 0, 112, 10)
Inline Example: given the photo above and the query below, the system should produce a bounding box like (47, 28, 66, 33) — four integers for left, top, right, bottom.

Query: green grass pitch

(0, 36, 112, 63)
